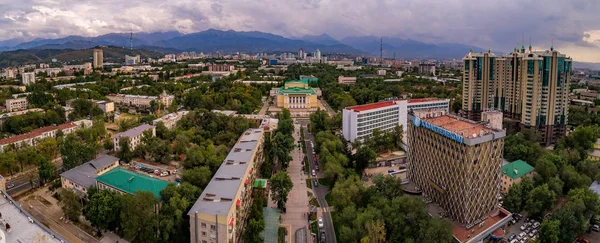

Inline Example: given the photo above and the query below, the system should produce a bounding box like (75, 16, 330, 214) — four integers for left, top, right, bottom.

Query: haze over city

(2, 0, 600, 61)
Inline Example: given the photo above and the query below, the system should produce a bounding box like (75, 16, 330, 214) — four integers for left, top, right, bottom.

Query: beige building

(113, 124, 156, 151)
(338, 76, 357, 84)
(107, 90, 174, 109)
(188, 128, 264, 243)
(153, 110, 189, 129)
(500, 160, 534, 193)
(60, 155, 119, 195)
(0, 119, 92, 152)
(5, 98, 28, 112)
(462, 47, 572, 145)
(22, 72, 35, 85)
(273, 79, 319, 109)
(66, 99, 114, 114)
(93, 48, 103, 69)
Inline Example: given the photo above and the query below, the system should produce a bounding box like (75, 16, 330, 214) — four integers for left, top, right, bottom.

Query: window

(202, 231, 207, 236)
(201, 223, 206, 228)
(202, 241, 207, 243)
(210, 225, 216, 230)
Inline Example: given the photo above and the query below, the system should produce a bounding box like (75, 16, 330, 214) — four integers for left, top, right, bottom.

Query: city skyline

(1, 0, 600, 62)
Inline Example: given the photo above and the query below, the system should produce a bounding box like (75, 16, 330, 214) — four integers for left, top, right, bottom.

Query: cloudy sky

(2, 0, 600, 62)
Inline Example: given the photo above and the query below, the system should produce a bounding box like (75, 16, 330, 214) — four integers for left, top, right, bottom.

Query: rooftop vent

(514, 169, 519, 175)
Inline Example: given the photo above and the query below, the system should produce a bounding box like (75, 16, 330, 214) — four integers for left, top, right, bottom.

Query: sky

(2, 0, 600, 62)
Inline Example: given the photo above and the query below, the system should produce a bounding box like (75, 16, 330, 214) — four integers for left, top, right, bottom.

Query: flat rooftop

(450, 207, 511, 243)
(0, 191, 65, 242)
(95, 167, 170, 201)
(188, 128, 264, 216)
(345, 101, 396, 112)
(114, 124, 155, 139)
(407, 98, 444, 103)
(423, 115, 492, 139)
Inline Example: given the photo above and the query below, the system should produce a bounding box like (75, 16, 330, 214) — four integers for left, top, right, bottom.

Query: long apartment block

(342, 98, 450, 142)
(461, 46, 572, 145)
(188, 128, 265, 243)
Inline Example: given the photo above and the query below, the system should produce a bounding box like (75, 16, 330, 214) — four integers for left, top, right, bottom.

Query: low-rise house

(500, 160, 535, 193)
(0, 119, 92, 152)
(60, 155, 119, 195)
(153, 110, 189, 129)
(113, 124, 156, 151)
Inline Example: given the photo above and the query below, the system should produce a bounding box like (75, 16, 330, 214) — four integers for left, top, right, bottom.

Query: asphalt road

(303, 126, 337, 243)
(7, 158, 64, 196)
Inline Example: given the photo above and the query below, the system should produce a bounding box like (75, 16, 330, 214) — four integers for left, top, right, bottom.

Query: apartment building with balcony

(188, 128, 265, 243)
(113, 124, 156, 151)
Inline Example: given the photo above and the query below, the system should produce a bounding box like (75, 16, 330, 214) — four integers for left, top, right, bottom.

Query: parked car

(312, 170, 316, 176)
(160, 172, 169, 177)
(318, 217, 324, 228)
(520, 225, 527, 231)
(528, 230, 537, 237)
(508, 233, 516, 241)
(320, 232, 326, 243)
(576, 238, 590, 243)
(175, 177, 181, 183)
(592, 224, 600, 232)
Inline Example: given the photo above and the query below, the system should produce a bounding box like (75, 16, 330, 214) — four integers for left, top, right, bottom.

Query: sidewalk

(280, 124, 311, 242)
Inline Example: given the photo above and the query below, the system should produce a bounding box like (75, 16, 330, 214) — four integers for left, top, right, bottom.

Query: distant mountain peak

(297, 33, 341, 46)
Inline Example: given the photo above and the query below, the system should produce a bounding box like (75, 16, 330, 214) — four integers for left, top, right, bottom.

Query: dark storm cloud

(1, 0, 600, 61)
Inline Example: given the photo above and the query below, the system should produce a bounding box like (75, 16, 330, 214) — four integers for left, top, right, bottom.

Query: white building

(153, 110, 189, 129)
(113, 124, 156, 151)
(107, 91, 174, 109)
(125, 55, 141, 65)
(5, 98, 28, 112)
(22, 72, 35, 85)
(342, 98, 450, 142)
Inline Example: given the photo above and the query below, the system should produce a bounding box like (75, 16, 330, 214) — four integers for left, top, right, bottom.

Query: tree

(117, 137, 133, 163)
(270, 171, 293, 209)
(535, 156, 558, 183)
(354, 146, 376, 173)
(60, 189, 82, 222)
(362, 220, 386, 243)
(61, 134, 96, 170)
(0, 151, 18, 176)
(539, 219, 560, 243)
(243, 218, 265, 243)
(525, 184, 556, 218)
(84, 189, 123, 232)
(309, 109, 330, 134)
(38, 157, 56, 184)
(121, 191, 158, 242)
(392, 125, 404, 149)
(503, 183, 523, 213)
(159, 190, 190, 242)
(331, 175, 365, 209)
(180, 166, 212, 189)
(561, 165, 592, 194)
(36, 137, 58, 160)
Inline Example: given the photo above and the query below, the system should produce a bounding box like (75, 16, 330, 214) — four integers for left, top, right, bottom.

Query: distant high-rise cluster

(461, 46, 572, 145)
(93, 48, 103, 69)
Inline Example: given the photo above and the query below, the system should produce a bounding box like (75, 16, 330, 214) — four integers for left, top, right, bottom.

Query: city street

(7, 158, 63, 196)
(279, 123, 311, 242)
(303, 125, 337, 243)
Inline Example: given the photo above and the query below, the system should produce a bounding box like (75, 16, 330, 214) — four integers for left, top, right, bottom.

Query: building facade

(419, 63, 436, 75)
(338, 76, 357, 84)
(107, 91, 174, 109)
(408, 113, 505, 225)
(60, 155, 119, 195)
(153, 110, 189, 129)
(93, 48, 103, 69)
(461, 47, 572, 145)
(113, 124, 156, 151)
(5, 98, 28, 112)
(500, 160, 534, 193)
(125, 55, 141, 65)
(342, 98, 450, 142)
(188, 128, 264, 243)
(22, 72, 35, 85)
(273, 79, 319, 109)
(0, 120, 92, 152)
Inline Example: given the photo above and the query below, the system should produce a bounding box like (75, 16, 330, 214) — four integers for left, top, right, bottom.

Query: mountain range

(0, 29, 485, 60)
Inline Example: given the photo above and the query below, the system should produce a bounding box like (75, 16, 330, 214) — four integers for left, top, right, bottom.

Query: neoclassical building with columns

(273, 79, 319, 109)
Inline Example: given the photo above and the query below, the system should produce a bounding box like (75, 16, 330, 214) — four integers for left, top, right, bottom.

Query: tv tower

(130, 26, 133, 50)
(380, 37, 383, 65)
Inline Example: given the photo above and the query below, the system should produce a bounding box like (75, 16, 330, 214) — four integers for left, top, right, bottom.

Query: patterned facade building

(461, 46, 571, 145)
(408, 112, 506, 225)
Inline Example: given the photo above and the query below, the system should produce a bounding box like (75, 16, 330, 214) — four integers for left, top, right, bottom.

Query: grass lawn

(307, 191, 320, 207)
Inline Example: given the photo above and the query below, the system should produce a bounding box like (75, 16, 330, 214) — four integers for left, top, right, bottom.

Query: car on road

(320, 231, 326, 243)
(318, 217, 324, 228)
(6, 184, 14, 189)
(312, 170, 316, 176)
(313, 179, 318, 187)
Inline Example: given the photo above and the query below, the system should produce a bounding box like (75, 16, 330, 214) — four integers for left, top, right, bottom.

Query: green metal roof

(501, 160, 534, 179)
(299, 77, 318, 83)
(95, 167, 170, 201)
(278, 87, 316, 95)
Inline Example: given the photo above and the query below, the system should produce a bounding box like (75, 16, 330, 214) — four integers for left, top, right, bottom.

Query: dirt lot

(363, 166, 407, 187)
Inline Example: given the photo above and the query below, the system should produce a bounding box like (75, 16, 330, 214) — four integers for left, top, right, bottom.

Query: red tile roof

(0, 123, 77, 145)
(407, 98, 440, 103)
(345, 101, 397, 112)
